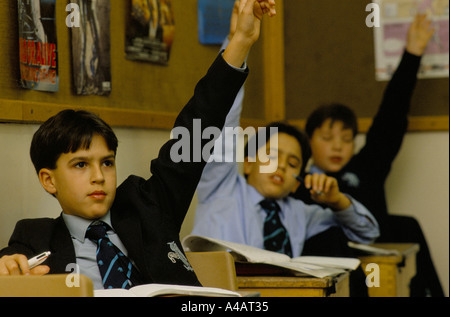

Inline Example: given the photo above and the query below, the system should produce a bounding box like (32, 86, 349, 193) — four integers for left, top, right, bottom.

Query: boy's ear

(38, 168, 57, 195)
(243, 156, 254, 176)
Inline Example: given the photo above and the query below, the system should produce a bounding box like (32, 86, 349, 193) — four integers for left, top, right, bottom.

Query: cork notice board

(283, 0, 448, 131)
(0, 1, 448, 131)
(0, 1, 225, 128)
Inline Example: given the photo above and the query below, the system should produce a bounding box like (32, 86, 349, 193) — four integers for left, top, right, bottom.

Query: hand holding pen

(0, 252, 50, 276)
(294, 173, 352, 211)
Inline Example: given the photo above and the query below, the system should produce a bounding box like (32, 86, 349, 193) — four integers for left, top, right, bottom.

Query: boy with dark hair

(192, 48, 379, 261)
(192, 89, 379, 257)
(305, 103, 358, 141)
(29, 109, 119, 175)
(0, 0, 277, 290)
(296, 14, 443, 296)
(192, 6, 378, 254)
(244, 121, 312, 176)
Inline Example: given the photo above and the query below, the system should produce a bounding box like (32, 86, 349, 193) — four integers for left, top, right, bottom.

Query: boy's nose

(277, 157, 287, 170)
(332, 139, 343, 150)
(91, 166, 105, 183)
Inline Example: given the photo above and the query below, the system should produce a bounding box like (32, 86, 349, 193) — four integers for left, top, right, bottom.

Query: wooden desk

(237, 272, 349, 297)
(0, 274, 94, 297)
(358, 243, 419, 297)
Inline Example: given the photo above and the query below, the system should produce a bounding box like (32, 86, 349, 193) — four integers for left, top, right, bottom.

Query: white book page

(182, 235, 290, 263)
(291, 256, 361, 270)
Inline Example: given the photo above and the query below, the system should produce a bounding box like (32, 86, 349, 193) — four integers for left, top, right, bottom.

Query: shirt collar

(62, 211, 113, 243)
(247, 184, 265, 207)
(247, 184, 287, 211)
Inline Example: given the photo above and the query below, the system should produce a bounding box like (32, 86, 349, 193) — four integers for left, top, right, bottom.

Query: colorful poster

(126, 0, 175, 65)
(18, 0, 58, 92)
(374, 0, 449, 80)
(71, 0, 111, 96)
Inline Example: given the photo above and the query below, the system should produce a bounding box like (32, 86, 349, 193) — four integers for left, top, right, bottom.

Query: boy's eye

(75, 162, 86, 168)
(103, 160, 115, 167)
(288, 158, 300, 169)
(289, 161, 299, 168)
(342, 135, 354, 143)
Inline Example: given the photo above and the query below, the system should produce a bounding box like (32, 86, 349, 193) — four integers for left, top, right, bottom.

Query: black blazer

(0, 54, 248, 286)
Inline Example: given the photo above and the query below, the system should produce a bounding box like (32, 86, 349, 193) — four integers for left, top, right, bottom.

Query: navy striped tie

(86, 222, 141, 289)
(260, 199, 293, 257)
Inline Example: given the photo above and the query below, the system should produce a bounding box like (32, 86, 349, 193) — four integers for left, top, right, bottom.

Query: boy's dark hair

(244, 121, 311, 175)
(305, 103, 358, 139)
(30, 109, 118, 174)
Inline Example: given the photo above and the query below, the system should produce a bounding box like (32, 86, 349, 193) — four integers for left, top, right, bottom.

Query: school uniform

(191, 81, 379, 258)
(0, 53, 248, 288)
(296, 51, 444, 297)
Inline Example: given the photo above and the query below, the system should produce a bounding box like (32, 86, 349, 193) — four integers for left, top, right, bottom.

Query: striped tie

(86, 222, 141, 289)
(260, 199, 293, 257)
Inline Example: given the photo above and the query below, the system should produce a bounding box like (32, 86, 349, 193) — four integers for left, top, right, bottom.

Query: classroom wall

(0, 123, 448, 296)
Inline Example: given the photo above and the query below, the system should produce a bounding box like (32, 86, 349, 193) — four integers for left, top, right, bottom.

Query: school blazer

(0, 54, 248, 286)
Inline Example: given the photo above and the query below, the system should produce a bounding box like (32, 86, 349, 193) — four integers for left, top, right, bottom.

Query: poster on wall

(126, 0, 175, 65)
(18, 0, 59, 92)
(197, 0, 235, 45)
(374, 0, 449, 81)
(71, 0, 111, 96)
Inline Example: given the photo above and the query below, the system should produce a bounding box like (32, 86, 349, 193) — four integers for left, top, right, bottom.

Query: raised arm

(223, 0, 276, 67)
(358, 13, 434, 176)
(141, 0, 277, 228)
(406, 13, 435, 56)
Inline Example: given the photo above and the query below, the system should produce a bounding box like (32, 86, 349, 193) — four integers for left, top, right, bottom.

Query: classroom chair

(186, 251, 238, 291)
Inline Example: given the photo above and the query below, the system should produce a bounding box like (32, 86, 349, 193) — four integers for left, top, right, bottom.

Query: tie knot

(260, 199, 280, 213)
(86, 222, 110, 243)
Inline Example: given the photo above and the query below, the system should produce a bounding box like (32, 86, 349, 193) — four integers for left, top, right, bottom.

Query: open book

(182, 235, 360, 278)
(94, 283, 241, 297)
(347, 241, 400, 256)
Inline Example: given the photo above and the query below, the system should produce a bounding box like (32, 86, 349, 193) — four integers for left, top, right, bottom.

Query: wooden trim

(2, 99, 448, 132)
(1, 0, 447, 133)
(288, 116, 449, 133)
(406, 116, 449, 132)
(1, 99, 177, 129)
(261, 0, 285, 122)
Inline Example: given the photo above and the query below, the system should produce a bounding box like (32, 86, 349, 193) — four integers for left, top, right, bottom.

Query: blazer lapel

(48, 216, 77, 274)
(111, 210, 150, 281)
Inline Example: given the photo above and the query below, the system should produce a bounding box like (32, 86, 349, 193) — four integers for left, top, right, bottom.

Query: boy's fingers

(255, 0, 275, 16)
(323, 177, 335, 193)
(11, 254, 30, 275)
(31, 265, 50, 276)
(318, 174, 327, 192)
(5, 260, 21, 275)
(19, 254, 31, 273)
(303, 174, 311, 189)
(310, 173, 324, 191)
(308, 173, 318, 190)
(0, 255, 49, 276)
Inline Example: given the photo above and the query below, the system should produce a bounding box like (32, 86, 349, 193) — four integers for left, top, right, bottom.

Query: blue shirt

(192, 85, 379, 257)
(60, 49, 247, 290)
(62, 212, 130, 290)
